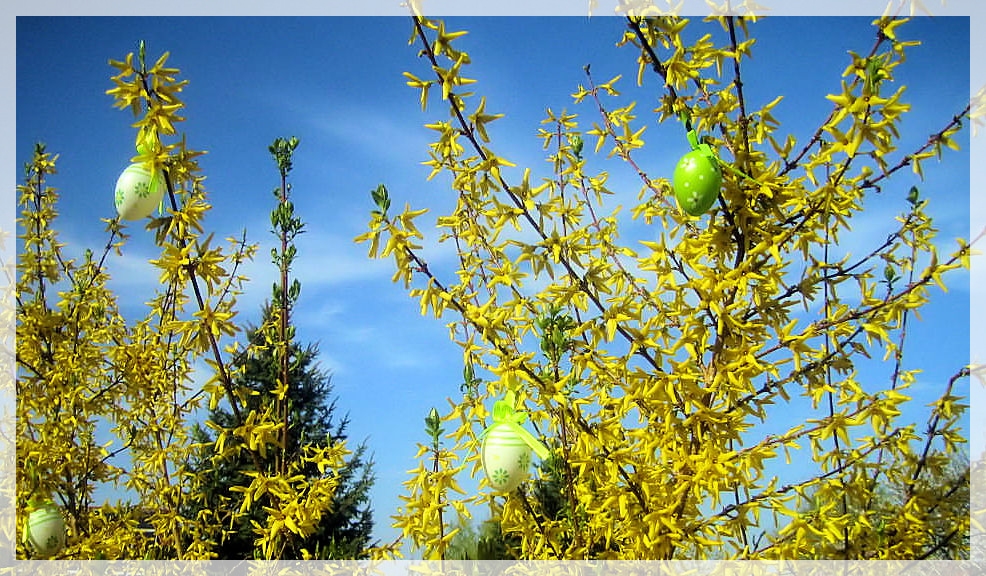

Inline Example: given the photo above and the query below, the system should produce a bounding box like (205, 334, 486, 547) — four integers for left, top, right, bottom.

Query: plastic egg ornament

(672, 146, 722, 216)
(481, 423, 532, 493)
(114, 163, 165, 220)
(23, 501, 66, 558)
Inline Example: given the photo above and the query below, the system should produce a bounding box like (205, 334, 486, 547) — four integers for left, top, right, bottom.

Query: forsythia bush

(360, 12, 978, 560)
(16, 45, 349, 559)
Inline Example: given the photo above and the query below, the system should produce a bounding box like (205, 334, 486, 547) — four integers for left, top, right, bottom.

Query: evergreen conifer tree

(191, 310, 376, 559)
(190, 137, 375, 559)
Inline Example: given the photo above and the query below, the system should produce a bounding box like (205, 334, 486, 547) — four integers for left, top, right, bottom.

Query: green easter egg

(673, 148, 722, 216)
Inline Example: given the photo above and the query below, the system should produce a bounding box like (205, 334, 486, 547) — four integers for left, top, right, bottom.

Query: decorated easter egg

(481, 423, 532, 493)
(672, 148, 722, 216)
(23, 501, 66, 557)
(114, 163, 165, 221)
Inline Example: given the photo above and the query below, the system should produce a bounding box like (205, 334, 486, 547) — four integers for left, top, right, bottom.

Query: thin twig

(908, 366, 970, 492)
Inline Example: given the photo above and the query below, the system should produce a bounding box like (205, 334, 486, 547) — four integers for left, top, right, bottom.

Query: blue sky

(11, 7, 983, 555)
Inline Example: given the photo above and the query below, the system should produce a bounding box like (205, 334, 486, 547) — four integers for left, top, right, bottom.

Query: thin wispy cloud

(307, 104, 428, 166)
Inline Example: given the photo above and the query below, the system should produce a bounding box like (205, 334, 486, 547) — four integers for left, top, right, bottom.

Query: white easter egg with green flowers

(481, 423, 532, 493)
(114, 163, 164, 220)
(23, 502, 66, 557)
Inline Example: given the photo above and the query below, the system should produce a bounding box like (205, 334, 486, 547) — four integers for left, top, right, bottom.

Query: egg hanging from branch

(479, 392, 550, 494)
(481, 422, 533, 493)
(23, 500, 66, 558)
(672, 145, 722, 216)
(114, 162, 165, 221)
